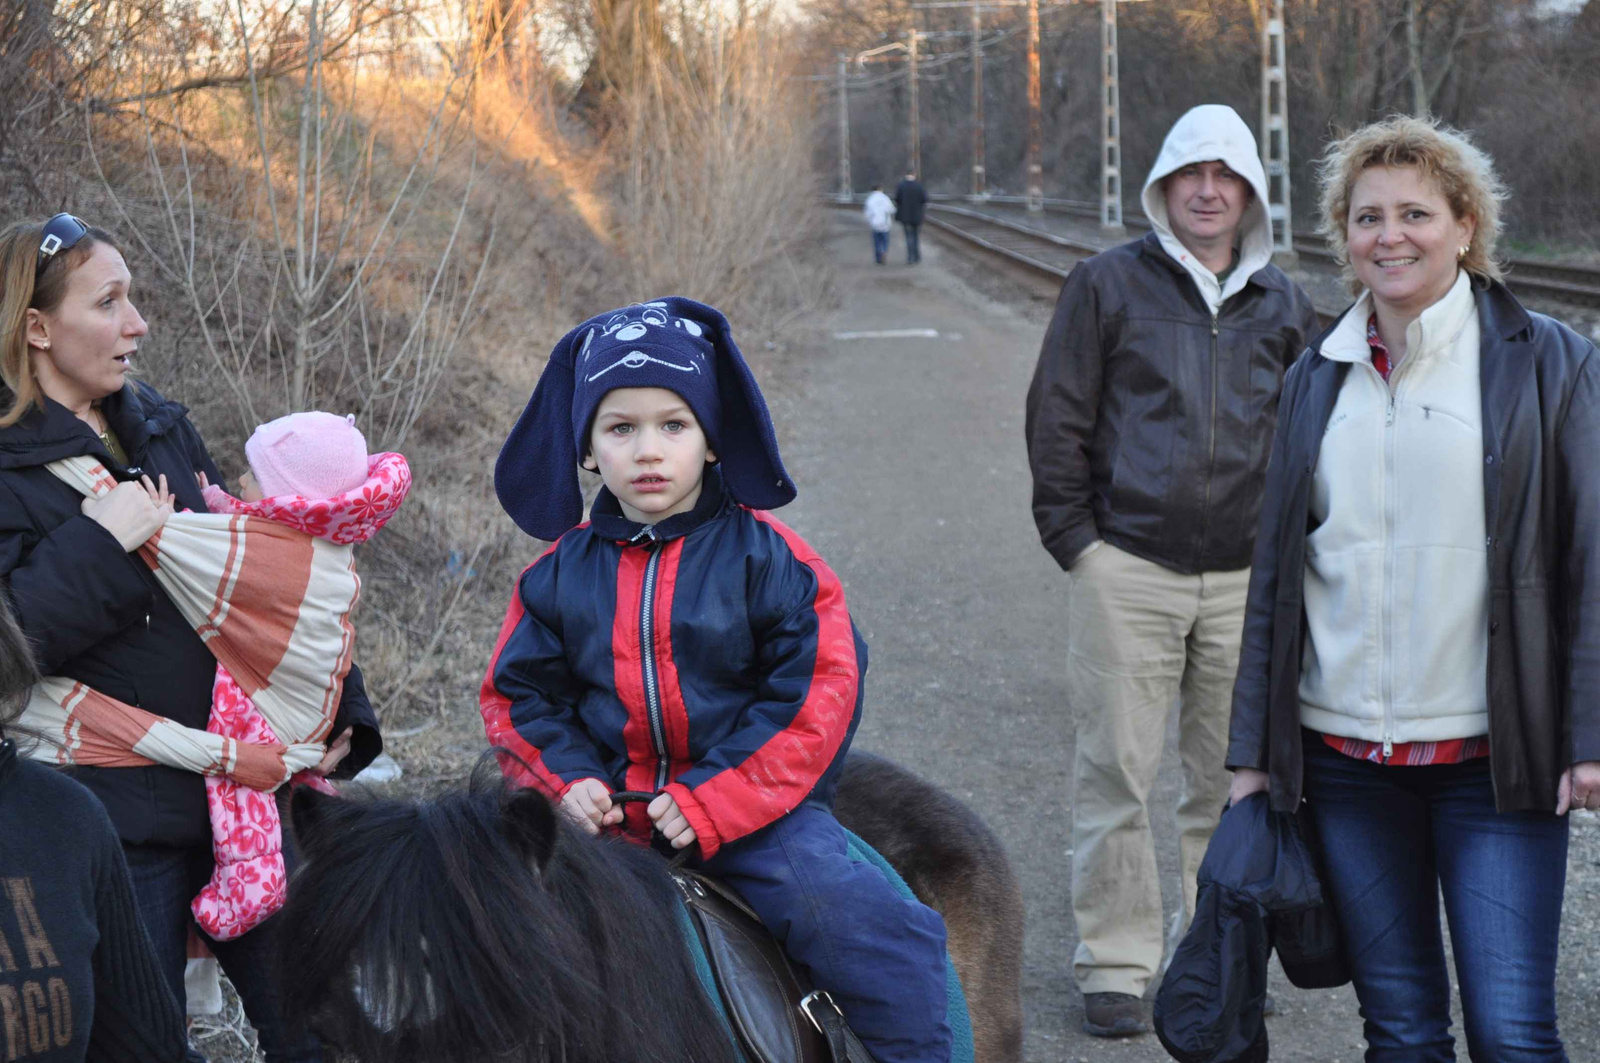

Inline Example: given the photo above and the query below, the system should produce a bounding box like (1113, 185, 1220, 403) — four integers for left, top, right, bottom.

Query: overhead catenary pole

(909, 27, 922, 180)
(1026, 0, 1042, 210)
(971, 3, 986, 199)
(837, 55, 852, 203)
(1099, 0, 1123, 231)
(1260, 0, 1296, 263)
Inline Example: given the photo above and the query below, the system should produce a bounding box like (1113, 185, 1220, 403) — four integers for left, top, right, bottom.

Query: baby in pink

(192, 411, 410, 941)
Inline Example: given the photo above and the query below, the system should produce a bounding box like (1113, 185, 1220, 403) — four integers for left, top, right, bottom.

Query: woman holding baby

(0, 213, 386, 1062)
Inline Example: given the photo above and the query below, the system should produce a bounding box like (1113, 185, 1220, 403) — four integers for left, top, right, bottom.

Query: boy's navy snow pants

(701, 804, 953, 1063)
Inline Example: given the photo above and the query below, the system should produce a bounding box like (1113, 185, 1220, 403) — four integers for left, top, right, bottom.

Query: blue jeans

(872, 229, 890, 263)
(901, 223, 921, 263)
(124, 842, 323, 1063)
(1302, 739, 1569, 1061)
(702, 805, 952, 1063)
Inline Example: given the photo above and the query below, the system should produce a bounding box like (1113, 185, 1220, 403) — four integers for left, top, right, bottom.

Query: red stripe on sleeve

(679, 511, 860, 856)
(479, 538, 569, 797)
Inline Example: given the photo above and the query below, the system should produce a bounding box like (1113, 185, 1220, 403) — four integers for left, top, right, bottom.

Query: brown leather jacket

(1026, 233, 1321, 575)
(1227, 280, 1600, 812)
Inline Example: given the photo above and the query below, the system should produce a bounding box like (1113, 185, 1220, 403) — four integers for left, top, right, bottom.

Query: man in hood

(1024, 104, 1320, 1037)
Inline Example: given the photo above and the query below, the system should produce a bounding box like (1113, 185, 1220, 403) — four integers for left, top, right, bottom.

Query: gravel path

(766, 214, 1600, 1062)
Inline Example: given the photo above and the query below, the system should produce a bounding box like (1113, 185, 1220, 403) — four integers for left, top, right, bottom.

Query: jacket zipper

(634, 530, 671, 791)
(1197, 311, 1221, 565)
(1381, 373, 1397, 762)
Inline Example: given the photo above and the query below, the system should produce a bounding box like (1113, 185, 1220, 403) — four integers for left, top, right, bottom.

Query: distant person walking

(863, 184, 896, 265)
(1228, 114, 1599, 1062)
(893, 172, 927, 265)
(1025, 105, 1319, 1038)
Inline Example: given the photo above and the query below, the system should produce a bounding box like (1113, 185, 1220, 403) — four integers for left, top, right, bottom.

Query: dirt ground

(199, 212, 1600, 1062)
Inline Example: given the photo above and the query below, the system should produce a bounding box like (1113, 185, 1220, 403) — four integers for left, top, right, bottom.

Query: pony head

(278, 757, 738, 1063)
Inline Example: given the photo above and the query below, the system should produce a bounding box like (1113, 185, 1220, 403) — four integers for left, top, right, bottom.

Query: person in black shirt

(0, 598, 189, 1061)
(892, 172, 928, 265)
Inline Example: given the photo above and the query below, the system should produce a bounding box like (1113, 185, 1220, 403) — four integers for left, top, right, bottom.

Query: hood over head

(1140, 105, 1274, 307)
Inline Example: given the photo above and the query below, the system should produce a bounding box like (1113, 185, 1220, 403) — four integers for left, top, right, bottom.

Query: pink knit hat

(245, 412, 369, 501)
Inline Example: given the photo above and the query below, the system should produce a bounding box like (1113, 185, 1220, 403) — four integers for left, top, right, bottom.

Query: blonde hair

(1316, 115, 1507, 296)
(0, 219, 120, 427)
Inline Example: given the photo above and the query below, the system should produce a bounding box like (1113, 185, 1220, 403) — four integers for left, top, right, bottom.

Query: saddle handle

(607, 790, 700, 869)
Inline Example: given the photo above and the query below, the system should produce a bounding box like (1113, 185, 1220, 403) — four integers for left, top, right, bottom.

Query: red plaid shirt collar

(1367, 312, 1392, 382)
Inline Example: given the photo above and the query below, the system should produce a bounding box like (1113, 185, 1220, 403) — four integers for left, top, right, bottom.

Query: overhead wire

(819, 6, 1088, 94)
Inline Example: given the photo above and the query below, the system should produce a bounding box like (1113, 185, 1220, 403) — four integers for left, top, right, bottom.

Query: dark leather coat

(0, 383, 379, 846)
(1026, 233, 1322, 575)
(1227, 280, 1600, 812)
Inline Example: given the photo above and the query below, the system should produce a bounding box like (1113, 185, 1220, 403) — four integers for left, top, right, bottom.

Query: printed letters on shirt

(0, 878, 72, 1059)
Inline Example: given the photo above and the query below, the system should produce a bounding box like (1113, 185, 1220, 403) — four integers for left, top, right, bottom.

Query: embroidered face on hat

(569, 301, 722, 457)
(495, 297, 795, 541)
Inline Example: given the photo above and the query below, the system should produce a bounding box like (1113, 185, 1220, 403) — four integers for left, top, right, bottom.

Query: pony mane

(279, 761, 738, 1063)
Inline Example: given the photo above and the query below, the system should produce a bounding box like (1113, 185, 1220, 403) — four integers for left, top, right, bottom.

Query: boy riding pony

(481, 297, 951, 1063)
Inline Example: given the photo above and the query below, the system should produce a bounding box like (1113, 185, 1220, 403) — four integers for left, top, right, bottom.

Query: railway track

(836, 193, 1600, 317)
(919, 204, 1354, 323)
(976, 196, 1600, 311)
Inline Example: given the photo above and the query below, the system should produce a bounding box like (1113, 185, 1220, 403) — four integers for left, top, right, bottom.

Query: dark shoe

(1082, 992, 1148, 1037)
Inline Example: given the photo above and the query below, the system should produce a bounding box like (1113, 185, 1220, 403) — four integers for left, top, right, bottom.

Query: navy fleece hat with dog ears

(495, 297, 795, 541)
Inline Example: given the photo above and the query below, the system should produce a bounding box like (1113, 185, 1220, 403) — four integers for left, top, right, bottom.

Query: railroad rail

(837, 193, 1600, 316)
(973, 196, 1600, 311)
(919, 203, 1342, 325)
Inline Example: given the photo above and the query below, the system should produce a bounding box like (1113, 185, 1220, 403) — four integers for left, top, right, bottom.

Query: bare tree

(87, 0, 525, 444)
(608, 2, 827, 328)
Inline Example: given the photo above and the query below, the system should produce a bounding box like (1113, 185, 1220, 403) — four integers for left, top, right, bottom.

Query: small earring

(40, 342, 49, 350)
(1458, 246, 1469, 258)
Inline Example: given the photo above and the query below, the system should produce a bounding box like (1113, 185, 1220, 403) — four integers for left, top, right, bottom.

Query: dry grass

(7, 4, 836, 1054)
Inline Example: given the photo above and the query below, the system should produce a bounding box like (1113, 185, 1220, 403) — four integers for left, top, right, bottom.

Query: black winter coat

(1154, 793, 1346, 1063)
(1227, 280, 1600, 813)
(0, 383, 380, 847)
(892, 178, 927, 225)
(1025, 234, 1321, 575)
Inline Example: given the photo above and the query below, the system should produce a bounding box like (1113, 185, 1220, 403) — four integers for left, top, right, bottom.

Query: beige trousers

(1065, 542, 1248, 997)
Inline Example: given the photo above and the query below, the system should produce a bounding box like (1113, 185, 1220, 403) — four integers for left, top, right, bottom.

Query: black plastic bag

(1154, 793, 1347, 1063)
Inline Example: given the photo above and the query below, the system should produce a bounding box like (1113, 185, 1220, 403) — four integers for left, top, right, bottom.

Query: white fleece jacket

(862, 191, 895, 233)
(1298, 271, 1490, 749)
(1139, 104, 1274, 314)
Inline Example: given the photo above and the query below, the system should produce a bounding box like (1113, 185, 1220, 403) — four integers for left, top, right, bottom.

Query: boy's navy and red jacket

(480, 468, 866, 859)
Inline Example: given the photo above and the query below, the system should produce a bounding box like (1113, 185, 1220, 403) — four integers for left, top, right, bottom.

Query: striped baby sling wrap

(19, 451, 410, 937)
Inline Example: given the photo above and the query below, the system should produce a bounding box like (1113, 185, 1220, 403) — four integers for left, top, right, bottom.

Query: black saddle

(670, 867, 874, 1063)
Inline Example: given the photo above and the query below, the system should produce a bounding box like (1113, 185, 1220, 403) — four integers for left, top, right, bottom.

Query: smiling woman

(1226, 115, 1600, 1060)
(1316, 115, 1506, 301)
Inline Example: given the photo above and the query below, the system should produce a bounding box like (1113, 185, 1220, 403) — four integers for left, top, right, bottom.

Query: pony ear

(499, 788, 560, 873)
(289, 786, 341, 856)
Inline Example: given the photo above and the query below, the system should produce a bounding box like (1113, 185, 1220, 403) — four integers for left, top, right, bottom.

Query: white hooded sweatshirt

(1139, 105, 1274, 314)
(862, 190, 895, 233)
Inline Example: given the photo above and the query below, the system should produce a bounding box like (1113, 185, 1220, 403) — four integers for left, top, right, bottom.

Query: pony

(278, 753, 1025, 1063)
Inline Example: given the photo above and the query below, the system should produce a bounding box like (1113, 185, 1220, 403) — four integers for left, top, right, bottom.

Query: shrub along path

(768, 214, 1600, 1062)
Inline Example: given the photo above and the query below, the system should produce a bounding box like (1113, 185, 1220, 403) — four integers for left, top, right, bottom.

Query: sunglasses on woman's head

(36, 213, 89, 276)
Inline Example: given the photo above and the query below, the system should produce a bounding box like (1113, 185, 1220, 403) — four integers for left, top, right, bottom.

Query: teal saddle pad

(676, 828, 975, 1063)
